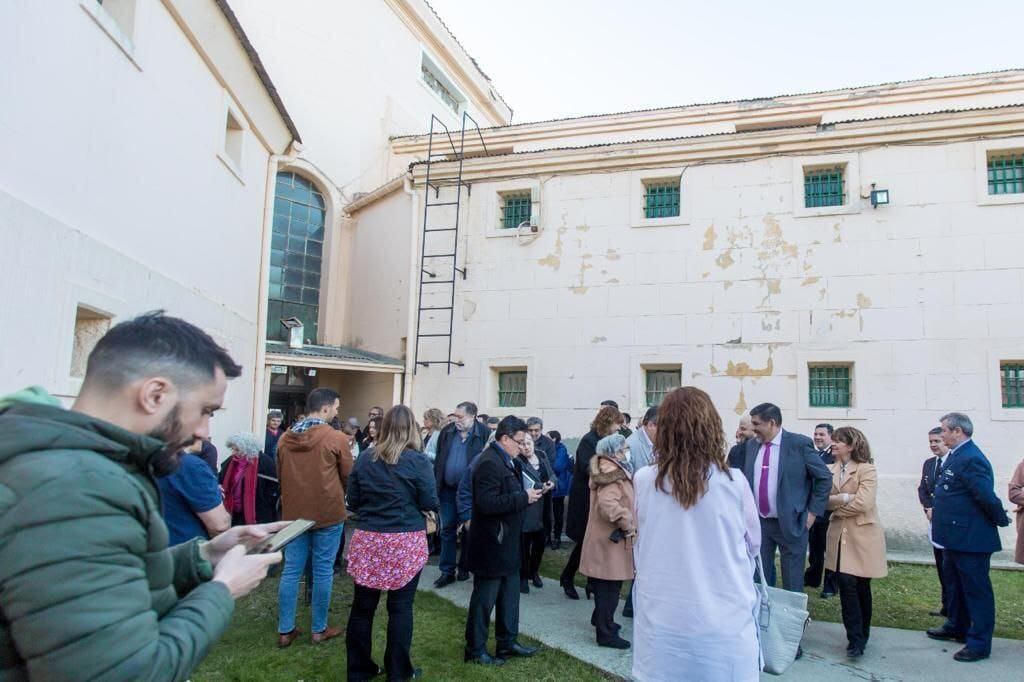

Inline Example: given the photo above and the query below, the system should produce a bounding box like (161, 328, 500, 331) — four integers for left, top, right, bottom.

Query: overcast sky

(427, 0, 1024, 124)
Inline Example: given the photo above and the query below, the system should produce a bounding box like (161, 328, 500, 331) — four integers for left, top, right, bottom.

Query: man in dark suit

(527, 417, 558, 547)
(918, 426, 951, 618)
(464, 416, 542, 666)
(805, 423, 837, 598)
(926, 412, 1010, 663)
(727, 414, 755, 469)
(433, 401, 491, 588)
(738, 403, 831, 593)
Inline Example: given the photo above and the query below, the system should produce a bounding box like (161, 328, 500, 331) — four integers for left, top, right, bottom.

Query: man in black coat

(433, 401, 491, 587)
(464, 416, 542, 666)
(918, 426, 951, 618)
(805, 423, 837, 598)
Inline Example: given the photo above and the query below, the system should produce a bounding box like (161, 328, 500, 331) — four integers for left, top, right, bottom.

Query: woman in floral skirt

(345, 405, 439, 681)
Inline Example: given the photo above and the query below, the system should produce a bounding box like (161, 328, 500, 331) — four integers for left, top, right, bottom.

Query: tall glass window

(268, 171, 324, 342)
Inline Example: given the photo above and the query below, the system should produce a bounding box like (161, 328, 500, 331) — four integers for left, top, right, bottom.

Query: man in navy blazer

(739, 403, 832, 593)
(926, 412, 1009, 662)
(917, 426, 951, 617)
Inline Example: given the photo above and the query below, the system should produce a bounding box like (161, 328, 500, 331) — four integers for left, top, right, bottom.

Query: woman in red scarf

(218, 432, 280, 525)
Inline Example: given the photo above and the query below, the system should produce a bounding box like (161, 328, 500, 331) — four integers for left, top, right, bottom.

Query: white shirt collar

(949, 438, 971, 455)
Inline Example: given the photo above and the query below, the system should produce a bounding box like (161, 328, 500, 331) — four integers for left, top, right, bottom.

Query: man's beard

(148, 405, 191, 477)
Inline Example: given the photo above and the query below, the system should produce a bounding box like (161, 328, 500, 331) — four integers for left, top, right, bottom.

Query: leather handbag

(423, 511, 439, 535)
(754, 555, 809, 675)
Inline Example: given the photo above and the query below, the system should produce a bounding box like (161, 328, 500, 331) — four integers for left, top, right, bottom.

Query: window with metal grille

(500, 192, 532, 229)
(804, 166, 845, 208)
(808, 365, 852, 407)
(643, 180, 680, 219)
(498, 371, 527, 407)
(268, 171, 325, 342)
(988, 153, 1024, 195)
(645, 369, 681, 407)
(1000, 362, 1024, 408)
(422, 64, 460, 113)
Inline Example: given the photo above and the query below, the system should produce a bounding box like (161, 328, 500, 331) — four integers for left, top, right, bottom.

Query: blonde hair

(375, 405, 422, 465)
(423, 407, 445, 431)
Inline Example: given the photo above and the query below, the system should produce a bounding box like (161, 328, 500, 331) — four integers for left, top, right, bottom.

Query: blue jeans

(439, 486, 459, 576)
(278, 523, 343, 634)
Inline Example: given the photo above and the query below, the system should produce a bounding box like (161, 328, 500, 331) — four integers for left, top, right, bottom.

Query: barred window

(498, 371, 527, 408)
(500, 192, 532, 229)
(645, 369, 681, 407)
(808, 365, 851, 407)
(988, 152, 1024, 195)
(643, 180, 680, 219)
(804, 166, 845, 208)
(1001, 362, 1024, 408)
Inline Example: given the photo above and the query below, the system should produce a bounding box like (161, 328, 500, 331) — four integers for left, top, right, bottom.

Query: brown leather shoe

(311, 626, 343, 644)
(278, 628, 302, 648)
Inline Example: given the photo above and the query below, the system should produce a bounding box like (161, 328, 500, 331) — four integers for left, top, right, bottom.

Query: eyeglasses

(512, 438, 528, 446)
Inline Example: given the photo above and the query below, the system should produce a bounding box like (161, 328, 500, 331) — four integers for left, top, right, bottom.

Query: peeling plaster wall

(408, 137, 1024, 559)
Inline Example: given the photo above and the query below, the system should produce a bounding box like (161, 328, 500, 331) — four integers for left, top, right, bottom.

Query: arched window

(268, 171, 325, 342)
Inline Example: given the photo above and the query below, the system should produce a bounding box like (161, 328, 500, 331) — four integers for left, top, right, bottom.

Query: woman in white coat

(632, 387, 761, 682)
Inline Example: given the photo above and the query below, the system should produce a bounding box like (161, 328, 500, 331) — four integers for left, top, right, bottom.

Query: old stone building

(350, 69, 1024, 557)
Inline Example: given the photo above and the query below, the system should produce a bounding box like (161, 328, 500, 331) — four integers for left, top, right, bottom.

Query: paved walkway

(419, 565, 1021, 680)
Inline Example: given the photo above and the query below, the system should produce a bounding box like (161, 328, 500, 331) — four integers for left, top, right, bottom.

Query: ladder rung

(423, 253, 456, 258)
(426, 201, 459, 207)
(418, 333, 452, 338)
(421, 279, 455, 285)
(417, 361, 465, 367)
(419, 306, 453, 312)
(424, 228, 457, 232)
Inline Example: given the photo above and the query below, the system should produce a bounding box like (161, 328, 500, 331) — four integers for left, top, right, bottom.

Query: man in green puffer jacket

(0, 312, 285, 681)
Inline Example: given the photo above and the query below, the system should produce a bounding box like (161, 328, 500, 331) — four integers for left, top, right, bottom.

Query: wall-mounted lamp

(870, 183, 890, 209)
(281, 316, 304, 350)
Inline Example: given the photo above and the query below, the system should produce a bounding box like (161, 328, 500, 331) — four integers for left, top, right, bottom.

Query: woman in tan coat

(580, 433, 635, 649)
(825, 426, 887, 659)
(1008, 459, 1024, 564)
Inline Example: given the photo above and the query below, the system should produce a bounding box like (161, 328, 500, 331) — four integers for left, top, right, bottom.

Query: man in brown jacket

(276, 388, 353, 647)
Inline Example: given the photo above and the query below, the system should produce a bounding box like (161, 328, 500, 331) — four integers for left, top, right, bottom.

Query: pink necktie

(758, 442, 772, 516)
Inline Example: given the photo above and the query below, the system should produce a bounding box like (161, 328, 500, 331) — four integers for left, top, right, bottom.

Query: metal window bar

(501, 192, 532, 229)
(644, 182, 681, 219)
(804, 167, 845, 208)
(645, 370, 681, 407)
(988, 154, 1024, 195)
(808, 365, 851, 407)
(1001, 363, 1024, 408)
(413, 111, 489, 374)
(421, 65, 460, 113)
(498, 371, 527, 407)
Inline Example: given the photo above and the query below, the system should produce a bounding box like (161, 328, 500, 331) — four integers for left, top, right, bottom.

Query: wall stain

(833, 223, 842, 243)
(766, 279, 782, 295)
(734, 385, 748, 415)
(537, 225, 566, 270)
(703, 224, 717, 250)
(702, 271, 711, 279)
(591, 336, 607, 344)
(715, 249, 736, 268)
(856, 293, 872, 308)
(463, 299, 478, 321)
(606, 248, 621, 261)
(577, 224, 591, 232)
(802, 276, 821, 286)
(726, 357, 774, 377)
(606, 278, 620, 284)
(724, 280, 734, 290)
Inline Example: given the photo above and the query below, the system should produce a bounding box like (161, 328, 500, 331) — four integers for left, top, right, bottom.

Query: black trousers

(837, 572, 873, 649)
(933, 546, 949, 613)
(520, 530, 546, 579)
(552, 497, 566, 540)
(457, 527, 469, 574)
(590, 578, 623, 644)
(465, 573, 519, 657)
(542, 496, 553, 544)
(560, 540, 583, 586)
(346, 571, 421, 681)
(805, 519, 837, 592)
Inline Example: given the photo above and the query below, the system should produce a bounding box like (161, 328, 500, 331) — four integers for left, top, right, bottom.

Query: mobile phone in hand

(249, 519, 314, 554)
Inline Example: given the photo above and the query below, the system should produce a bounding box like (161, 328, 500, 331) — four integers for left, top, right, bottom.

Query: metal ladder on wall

(413, 111, 488, 374)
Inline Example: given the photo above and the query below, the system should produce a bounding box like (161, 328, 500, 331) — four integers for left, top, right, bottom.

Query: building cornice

(344, 175, 406, 215)
(408, 105, 1024, 184)
(394, 70, 1024, 156)
(383, 0, 512, 126)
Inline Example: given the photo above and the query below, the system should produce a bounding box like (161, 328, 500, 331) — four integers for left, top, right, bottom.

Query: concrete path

(418, 565, 1022, 680)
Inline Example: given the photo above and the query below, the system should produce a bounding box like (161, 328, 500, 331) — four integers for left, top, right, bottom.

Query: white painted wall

(406, 136, 1024, 559)
(0, 0, 287, 447)
(232, 0, 506, 203)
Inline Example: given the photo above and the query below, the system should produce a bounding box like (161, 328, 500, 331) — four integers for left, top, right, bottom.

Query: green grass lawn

(540, 543, 1024, 640)
(193, 569, 615, 682)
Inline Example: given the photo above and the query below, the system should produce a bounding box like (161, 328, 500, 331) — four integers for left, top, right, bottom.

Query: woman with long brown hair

(824, 426, 887, 659)
(561, 404, 622, 599)
(632, 387, 761, 682)
(344, 405, 439, 681)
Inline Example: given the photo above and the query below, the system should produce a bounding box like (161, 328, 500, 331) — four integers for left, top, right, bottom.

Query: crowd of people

(0, 311, 1019, 681)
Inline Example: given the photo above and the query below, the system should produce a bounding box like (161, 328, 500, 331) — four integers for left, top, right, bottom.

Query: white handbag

(754, 555, 810, 675)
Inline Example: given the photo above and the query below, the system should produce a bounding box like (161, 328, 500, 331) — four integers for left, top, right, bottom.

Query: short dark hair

(456, 401, 478, 417)
(750, 402, 782, 426)
(478, 413, 490, 422)
(642, 406, 658, 425)
(548, 430, 561, 444)
(306, 388, 339, 413)
(815, 423, 834, 435)
(928, 426, 942, 436)
(495, 415, 527, 440)
(601, 399, 619, 409)
(622, 412, 632, 423)
(486, 416, 500, 425)
(84, 310, 241, 392)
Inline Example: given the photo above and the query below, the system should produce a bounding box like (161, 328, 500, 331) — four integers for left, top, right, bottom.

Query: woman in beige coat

(825, 426, 887, 659)
(580, 433, 635, 649)
(1008, 459, 1024, 564)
